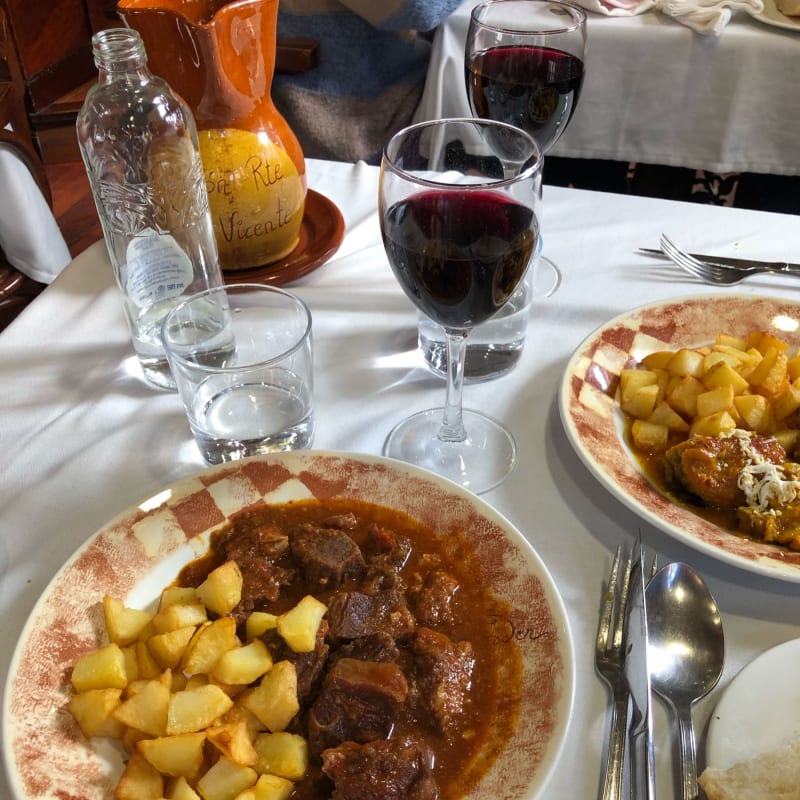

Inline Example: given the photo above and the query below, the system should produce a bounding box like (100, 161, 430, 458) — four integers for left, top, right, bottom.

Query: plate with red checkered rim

(558, 293, 800, 582)
(3, 451, 575, 800)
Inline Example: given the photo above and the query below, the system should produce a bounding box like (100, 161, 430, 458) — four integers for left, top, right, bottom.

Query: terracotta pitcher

(117, 0, 306, 272)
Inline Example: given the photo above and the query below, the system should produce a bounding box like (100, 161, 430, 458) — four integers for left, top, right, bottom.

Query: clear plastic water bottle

(76, 28, 224, 391)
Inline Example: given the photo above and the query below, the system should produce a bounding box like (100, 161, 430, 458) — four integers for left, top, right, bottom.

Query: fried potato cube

(207, 720, 259, 766)
(666, 348, 705, 378)
(747, 346, 788, 395)
(701, 360, 750, 394)
(148, 625, 197, 670)
(213, 640, 274, 686)
(242, 661, 299, 732)
(122, 725, 149, 755)
(136, 638, 163, 679)
(103, 596, 153, 647)
(114, 752, 164, 800)
(647, 401, 690, 434)
(160, 586, 199, 609)
(113, 677, 170, 736)
(773, 429, 800, 454)
(734, 394, 775, 433)
(771, 382, 800, 421)
(182, 617, 240, 676)
(223, 701, 265, 741)
(640, 351, 674, 370)
(239, 774, 295, 800)
(749, 331, 788, 355)
(152, 603, 208, 634)
(714, 343, 762, 368)
(689, 410, 737, 437)
(787, 353, 800, 382)
(696, 384, 734, 418)
(196, 561, 243, 617)
(167, 776, 202, 800)
(631, 420, 668, 453)
(197, 755, 258, 800)
(621, 383, 660, 421)
(167, 684, 234, 735)
(666, 375, 705, 418)
(245, 612, 278, 642)
(71, 643, 128, 692)
(253, 732, 309, 781)
(137, 732, 207, 779)
(67, 688, 125, 739)
(715, 333, 748, 351)
(276, 596, 327, 653)
(619, 368, 659, 401)
(185, 673, 210, 690)
(121, 646, 139, 684)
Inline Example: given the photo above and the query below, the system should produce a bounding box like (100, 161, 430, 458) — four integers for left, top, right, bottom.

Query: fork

(596, 545, 633, 800)
(659, 234, 784, 286)
(596, 545, 659, 800)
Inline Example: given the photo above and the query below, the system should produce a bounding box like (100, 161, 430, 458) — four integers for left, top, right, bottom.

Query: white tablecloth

(415, 0, 800, 176)
(2, 158, 800, 798)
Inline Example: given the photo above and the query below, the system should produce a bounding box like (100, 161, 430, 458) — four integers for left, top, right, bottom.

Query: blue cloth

(272, 0, 463, 164)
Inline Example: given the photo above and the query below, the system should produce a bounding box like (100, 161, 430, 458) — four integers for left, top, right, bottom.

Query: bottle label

(126, 232, 195, 307)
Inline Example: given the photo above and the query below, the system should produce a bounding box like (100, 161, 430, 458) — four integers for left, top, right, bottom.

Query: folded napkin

(573, 0, 763, 34)
(0, 140, 71, 284)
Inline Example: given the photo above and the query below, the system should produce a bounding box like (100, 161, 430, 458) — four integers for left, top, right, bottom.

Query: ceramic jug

(117, 0, 306, 272)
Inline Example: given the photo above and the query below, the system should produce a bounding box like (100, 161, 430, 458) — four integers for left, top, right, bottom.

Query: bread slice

(775, 0, 800, 16)
(698, 739, 800, 800)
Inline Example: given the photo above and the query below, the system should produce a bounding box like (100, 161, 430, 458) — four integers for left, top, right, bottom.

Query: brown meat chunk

(322, 738, 438, 800)
(290, 523, 365, 588)
(326, 589, 416, 644)
(407, 570, 459, 628)
(410, 627, 475, 739)
(664, 432, 786, 509)
(308, 658, 409, 753)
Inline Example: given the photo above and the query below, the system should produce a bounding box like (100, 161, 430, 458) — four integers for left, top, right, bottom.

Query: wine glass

(465, 0, 587, 284)
(380, 118, 543, 493)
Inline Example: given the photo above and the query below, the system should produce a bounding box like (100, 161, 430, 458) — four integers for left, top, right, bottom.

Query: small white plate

(706, 638, 800, 770)
(559, 293, 800, 582)
(748, 0, 800, 32)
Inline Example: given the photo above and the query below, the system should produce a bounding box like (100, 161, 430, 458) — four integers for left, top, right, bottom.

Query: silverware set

(639, 234, 800, 285)
(596, 543, 725, 800)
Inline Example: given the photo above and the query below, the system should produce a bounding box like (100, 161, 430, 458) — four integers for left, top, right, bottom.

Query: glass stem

(438, 329, 469, 443)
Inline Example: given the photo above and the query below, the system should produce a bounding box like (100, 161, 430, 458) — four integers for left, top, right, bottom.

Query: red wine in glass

(380, 117, 542, 493)
(468, 45, 585, 154)
(382, 189, 537, 330)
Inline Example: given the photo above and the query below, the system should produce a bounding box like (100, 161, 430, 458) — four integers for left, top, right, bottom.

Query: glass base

(532, 255, 561, 298)
(382, 408, 517, 494)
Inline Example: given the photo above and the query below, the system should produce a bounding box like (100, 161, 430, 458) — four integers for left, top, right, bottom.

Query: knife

(637, 248, 800, 274)
(624, 540, 656, 799)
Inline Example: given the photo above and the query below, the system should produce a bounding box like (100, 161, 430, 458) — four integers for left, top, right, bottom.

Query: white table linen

(2, 157, 800, 798)
(415, 1, 800, 176)
(0, 141, 71, 283)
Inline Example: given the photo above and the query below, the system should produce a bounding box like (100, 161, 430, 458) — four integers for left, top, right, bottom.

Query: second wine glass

(466, 0, 587, 281)
(380, 118, 543, 494)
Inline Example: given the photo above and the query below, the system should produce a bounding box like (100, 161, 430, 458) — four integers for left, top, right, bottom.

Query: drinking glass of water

(162, 284, 314, 464)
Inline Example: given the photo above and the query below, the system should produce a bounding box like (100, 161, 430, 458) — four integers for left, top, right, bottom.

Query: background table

(2, 158, 800, 797)
(415, 0, 800, 176)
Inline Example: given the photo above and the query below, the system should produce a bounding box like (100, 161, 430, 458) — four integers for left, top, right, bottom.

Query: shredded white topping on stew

(729, 429, 800, 510)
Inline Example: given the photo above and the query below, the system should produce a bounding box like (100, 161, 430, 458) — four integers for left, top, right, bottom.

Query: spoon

(645, 562, 725, 800)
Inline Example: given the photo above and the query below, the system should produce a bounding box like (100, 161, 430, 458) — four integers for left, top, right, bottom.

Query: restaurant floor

(46, 156, 799, 260)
